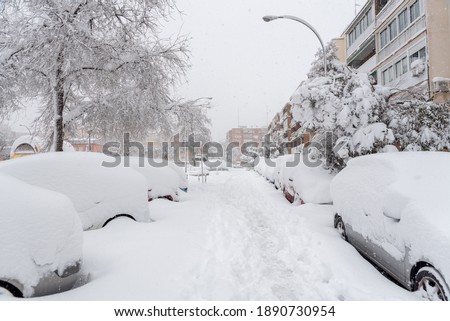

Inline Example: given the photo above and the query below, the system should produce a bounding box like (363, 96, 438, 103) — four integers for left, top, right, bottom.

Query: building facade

(226, 126, 267, 163)
(226, 126, 267, 146)
(337, 0, 450, 102)
(267, 103, 304, 155)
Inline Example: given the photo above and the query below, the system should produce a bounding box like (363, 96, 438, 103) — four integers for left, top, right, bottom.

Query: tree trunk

(54, 85, 65, 151)
(53, 48, 65, 152)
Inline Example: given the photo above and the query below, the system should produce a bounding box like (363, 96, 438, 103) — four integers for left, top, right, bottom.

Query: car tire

(414, 266, 450, 301)
(0, 281, 23, 298)
(102, 214, 136, 227)
(334, 215, 347, 241)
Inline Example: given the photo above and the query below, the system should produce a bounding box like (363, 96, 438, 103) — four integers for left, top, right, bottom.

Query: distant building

(336, 0, 450, 102)
(226, 126, 267, 146)
(226, 126, 267, 163)
(70, 138, 104, 153)
(267, 103, 304, 155)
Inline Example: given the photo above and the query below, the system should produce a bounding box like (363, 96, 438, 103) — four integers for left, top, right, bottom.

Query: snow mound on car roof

(0, 174, 82, 297)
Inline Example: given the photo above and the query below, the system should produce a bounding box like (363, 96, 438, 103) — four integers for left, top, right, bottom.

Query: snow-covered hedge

(290, 43, 449, 172)
(383, 99, 450, 152)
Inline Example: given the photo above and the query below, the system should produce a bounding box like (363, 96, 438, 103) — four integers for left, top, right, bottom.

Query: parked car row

(255, 151, 450, 301)
(0, 152, 188, 298)
(255, 153, 335, 205)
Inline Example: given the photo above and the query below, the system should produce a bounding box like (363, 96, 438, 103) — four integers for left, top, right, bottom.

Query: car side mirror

(383, 210, 401, 222)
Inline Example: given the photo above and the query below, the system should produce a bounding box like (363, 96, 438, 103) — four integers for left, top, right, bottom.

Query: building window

(398, 8, 409, 33)
(395, 57, 408, 78)
(389, 19, 398, 40)
(410, 0, 420, 22)
(368, 7, 373, 24)
(380, 28, 388, 48)
(382, 65, 395, 85)
(410, 47, 426, 64)
(347, 8, 373, 47)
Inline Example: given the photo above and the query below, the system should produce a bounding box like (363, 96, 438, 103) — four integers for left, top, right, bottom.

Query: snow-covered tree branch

(0, 0, 191, 151)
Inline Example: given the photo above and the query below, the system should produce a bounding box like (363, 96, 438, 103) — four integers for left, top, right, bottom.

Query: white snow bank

(0, 153, 150, 230)
(331, 152, 450, 283)
(0, 174, 82, 297)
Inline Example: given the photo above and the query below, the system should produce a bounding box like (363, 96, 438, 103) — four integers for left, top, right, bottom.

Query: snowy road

(30, 170, 417, 300)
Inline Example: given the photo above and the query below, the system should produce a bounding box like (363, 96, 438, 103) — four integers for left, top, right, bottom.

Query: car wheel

(102, 214, 136, 227)
(414, 267, 449, 301)
(0, 281, 23, 298)
(334, 215, 347, 241)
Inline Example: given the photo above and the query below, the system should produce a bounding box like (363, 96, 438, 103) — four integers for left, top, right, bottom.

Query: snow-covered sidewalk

(17, 170, 416, 300)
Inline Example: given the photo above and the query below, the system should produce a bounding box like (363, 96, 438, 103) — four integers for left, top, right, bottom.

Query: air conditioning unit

(433, 78, 450, 93)
(411, 59, 425, 77)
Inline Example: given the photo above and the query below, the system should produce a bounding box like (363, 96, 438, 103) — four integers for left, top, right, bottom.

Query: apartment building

(267, 103, 303, 155)
(226, 126, 267, 147)
(226, 126, 267, 164)
(336, 0, 450, 102)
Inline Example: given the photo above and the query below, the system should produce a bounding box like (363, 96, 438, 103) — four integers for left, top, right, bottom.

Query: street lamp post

(262, 15, 327, 76)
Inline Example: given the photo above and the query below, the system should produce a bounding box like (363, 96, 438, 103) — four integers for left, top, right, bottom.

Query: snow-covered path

(183, 170, 415, 300)
(28, 169, 416, 300)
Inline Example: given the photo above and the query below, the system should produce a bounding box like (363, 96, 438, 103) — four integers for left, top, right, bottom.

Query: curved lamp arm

(263, 15, 327, 76)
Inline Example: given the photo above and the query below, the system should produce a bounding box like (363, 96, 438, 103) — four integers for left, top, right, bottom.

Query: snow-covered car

(0, 153, 150, 230)
(168, 162, 189, 192)
(274, 154, 299, 191)
(0, 174, 83, 298)
(127, 157, 184, 201)
(331, 152, 450, 300)
(254, 157, 276, 184)
(284, 153, 334, 204)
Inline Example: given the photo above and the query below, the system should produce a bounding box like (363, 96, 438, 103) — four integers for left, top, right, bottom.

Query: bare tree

(0, 122, 15, 150)
(0, 0, 189, 151)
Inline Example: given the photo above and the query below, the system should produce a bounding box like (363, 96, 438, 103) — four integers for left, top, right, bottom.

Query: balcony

(376, 0, 402, 25)
(378, 14, 426, 62)
(347, 22, 376, 59)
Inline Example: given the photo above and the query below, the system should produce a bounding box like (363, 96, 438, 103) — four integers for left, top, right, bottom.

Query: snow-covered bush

(383, 99, 450, 151)
(291, 43, 393, 172)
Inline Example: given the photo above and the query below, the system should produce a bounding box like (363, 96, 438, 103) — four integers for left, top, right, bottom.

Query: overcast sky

(8, 0, 361, 141)
(168, 0, 359, 141)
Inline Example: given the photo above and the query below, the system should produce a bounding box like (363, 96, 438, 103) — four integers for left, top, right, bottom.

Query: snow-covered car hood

(0, 174, 83, 297)
(331, 152, 450, 280)
(0, 153, 150, 230)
